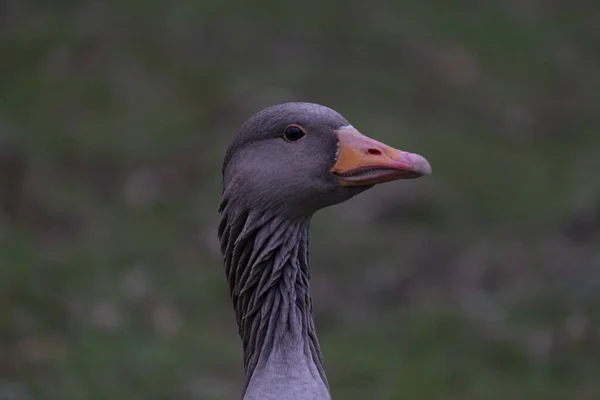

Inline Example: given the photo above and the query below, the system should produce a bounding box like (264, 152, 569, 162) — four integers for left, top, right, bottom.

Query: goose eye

(283, 125, 306, 142)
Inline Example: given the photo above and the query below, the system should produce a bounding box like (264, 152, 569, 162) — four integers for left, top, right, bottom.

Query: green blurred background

(1, 1, 600, 399)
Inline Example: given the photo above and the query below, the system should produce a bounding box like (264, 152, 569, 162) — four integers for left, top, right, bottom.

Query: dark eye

(283, 125, 306, 142)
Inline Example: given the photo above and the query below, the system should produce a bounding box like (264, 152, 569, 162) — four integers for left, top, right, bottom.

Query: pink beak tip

(406, 152, 432, 176)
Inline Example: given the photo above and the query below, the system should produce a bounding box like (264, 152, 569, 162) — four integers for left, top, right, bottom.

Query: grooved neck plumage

(218, 199, 330, 400)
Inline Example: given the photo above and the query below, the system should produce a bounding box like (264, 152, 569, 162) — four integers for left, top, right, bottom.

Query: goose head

(222, 102, 431, 218)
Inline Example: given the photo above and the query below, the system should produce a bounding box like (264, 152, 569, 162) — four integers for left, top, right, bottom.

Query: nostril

(367, 148, 382, 156)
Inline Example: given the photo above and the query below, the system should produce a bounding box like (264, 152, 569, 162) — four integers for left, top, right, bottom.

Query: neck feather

(218, 200, 328, 397)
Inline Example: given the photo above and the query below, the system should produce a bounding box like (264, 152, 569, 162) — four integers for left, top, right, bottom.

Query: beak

(331, 126, 431, 187)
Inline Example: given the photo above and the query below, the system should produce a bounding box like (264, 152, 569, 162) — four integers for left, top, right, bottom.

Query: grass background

(1, 0, 600, 398)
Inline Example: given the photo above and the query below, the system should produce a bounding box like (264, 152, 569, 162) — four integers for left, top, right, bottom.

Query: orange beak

(331, 126, 431, 187)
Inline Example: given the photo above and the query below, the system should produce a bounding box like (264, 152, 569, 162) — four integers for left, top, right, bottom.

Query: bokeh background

(2, 1, 600, 399)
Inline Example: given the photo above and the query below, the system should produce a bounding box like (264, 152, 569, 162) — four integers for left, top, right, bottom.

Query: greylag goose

(218, 102, 431, 400)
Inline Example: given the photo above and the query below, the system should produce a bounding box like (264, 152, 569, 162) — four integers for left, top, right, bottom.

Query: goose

(218, 102, 431, 400)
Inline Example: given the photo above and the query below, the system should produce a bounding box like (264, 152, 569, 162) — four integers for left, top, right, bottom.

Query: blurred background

(1, 0, 600, 399)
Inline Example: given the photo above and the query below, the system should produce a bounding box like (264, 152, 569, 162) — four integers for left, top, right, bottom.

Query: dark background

(1, 1, 600, 399)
